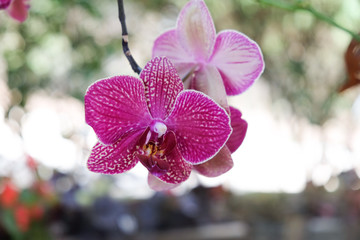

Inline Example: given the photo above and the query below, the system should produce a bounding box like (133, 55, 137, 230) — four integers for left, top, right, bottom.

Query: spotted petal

(85, 76, 151, 145)
(87, 129, 145, 174)
(177, 0, 216, 61)
(7, 0, 29, 22)
(165, 90, 232, 164)
(194, 146, 233, 177)
(210, 30, 265, 95)
(227, 106, 248, 153)
(148, 174, 179, 191)
(156, 145, 192, 184)
(140, 57, 184, 119)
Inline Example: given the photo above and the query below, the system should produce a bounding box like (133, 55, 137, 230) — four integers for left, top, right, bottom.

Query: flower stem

(117, 0, 142, 74)
(255, 0, 360, 42)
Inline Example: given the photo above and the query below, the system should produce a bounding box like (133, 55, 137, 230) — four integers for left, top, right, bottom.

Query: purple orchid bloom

(152, 0, 264, 109)
(85, 57, 232, 190)
(0, 0, 29, 22)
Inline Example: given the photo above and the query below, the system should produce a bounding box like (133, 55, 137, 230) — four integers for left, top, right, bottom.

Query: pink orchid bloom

(85, 57, 232, 190)
(152, 0, 264, 109)
(0, 0, 11, 9)
(0, 0, 29, 22)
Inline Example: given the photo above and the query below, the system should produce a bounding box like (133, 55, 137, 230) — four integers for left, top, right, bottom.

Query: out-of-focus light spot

(293, 11, 314, 30)
(37, 165, 54, 181)
(26, 34, 72, 78)
(55, 177, 73, 193)
(324, 176, 339, 192)
(117, 214, 138, 234)
(351, 181, 360, 191)
(0, 119, 24, 163)
(26, 48, 51, 76)
(197, 174, 226, 188)
(8, 106, 25, 124)
(353, 95, 360, 120)
(12, 165, 34, 189)
(312, 164, 333, 186)
(31, 0, 55, 14)
(86, 127, 98, 149)
(22, 108, 79, 172)
(112, 165, 153, 199)
(0, 32, 24, 51)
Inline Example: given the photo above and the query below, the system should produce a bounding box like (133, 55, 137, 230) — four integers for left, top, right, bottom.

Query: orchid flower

(85, 57, 232, 190)
(152, 0, 264, 109)
(0, 0, 29, 22)
(0, 0, 11, 9)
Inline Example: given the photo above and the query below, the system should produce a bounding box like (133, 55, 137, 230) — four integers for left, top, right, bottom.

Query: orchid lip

(136, 130, 177, 176)
(137, 154, 170, 177)
(137, 139, 169, 176)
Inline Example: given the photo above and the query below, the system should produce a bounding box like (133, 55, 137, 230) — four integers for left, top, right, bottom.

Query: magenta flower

(0, 0, 29, 22)
(85, 57, 232, 189)
(0, 0, 11, 9)
(152, 0, 264, 109)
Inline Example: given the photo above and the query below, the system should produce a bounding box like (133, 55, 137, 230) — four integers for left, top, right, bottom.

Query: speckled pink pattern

(87, 130, 144, 174)
(166, 90, 231, 164)
(140, 57, 183, 119)
(85, 76, 151, 145)
(85, 57, 232, 186)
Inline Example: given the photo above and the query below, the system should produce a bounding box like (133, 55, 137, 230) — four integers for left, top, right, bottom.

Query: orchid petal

(152, 30, 184, 62)
(140, 57, 184, 119)
(156, 146, 192, 184)
(210, 30, 265, 95)
(193, 65, 229, 112)
(85, 76, 151, 145)
(166, 90, 232, 164)
(227, 106, 248, 153)
(148, 174, 179, 191)
(194, 146, 233, 177)
(7, 0, 29, 22)
(177, 0, 216, 60)
(152, 29, 196, 79)
(0, 0, 11, 9)
(87, 129, 144, 174)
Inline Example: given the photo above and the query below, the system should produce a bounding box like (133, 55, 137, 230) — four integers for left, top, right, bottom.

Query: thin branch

(117, 0, 142, 74)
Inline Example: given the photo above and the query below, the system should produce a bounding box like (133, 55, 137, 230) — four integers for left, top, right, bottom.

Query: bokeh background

(1, 0, 360, 239)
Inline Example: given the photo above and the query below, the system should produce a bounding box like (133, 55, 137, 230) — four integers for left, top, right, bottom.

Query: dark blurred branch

(256, 0, 360, 42)
(117, 0, 142, 74)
